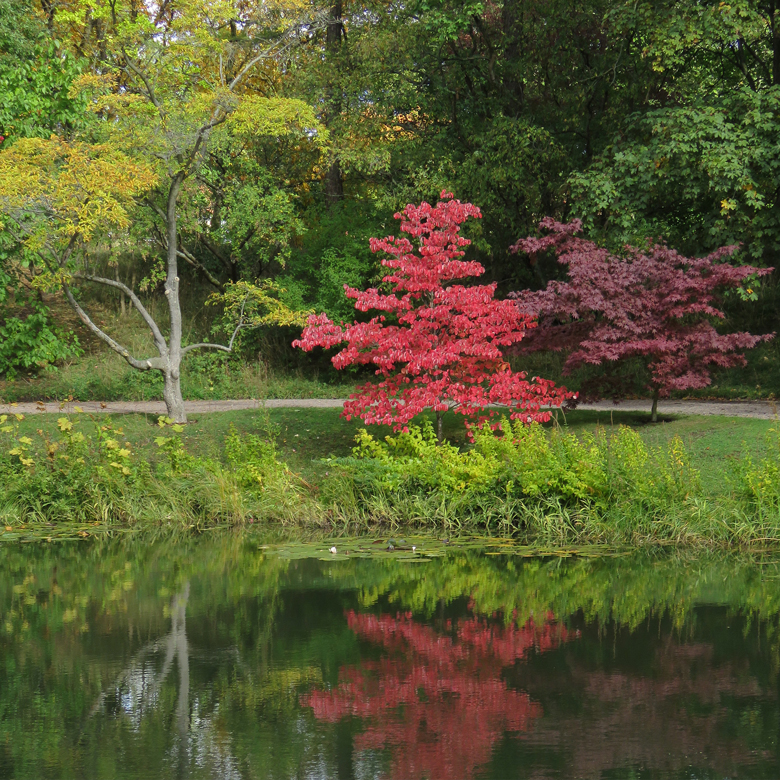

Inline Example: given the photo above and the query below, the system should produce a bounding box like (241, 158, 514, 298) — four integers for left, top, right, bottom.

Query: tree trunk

(436, 410, 444, 444)
(325, 160, 344, 208)
(163, 369, 186, 424)
(650, 388, 659, 423)
(325, 1, 344, 210)
(165, 174, 186, 422)
(773, 2, 780, 87)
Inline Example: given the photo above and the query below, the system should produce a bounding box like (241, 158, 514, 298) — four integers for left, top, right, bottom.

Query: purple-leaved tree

(510, 218, 773, 422)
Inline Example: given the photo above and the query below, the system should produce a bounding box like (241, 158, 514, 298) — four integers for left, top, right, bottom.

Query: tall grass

(321, 419, 780, 546)
(0, 410, 321, 527)
(3, 408, 780, 548)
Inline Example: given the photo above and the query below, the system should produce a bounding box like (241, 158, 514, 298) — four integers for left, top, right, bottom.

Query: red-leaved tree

(293, 194, 572, 441)
(510, 219, 773, 421)
(301, 609, 575, 780)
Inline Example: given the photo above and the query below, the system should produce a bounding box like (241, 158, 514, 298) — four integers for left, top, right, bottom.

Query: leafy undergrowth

(0, 409, 322, 527)
(0, 356, 353, 402)
(1, 407, 780, 547)
(516, 339, 780, 402)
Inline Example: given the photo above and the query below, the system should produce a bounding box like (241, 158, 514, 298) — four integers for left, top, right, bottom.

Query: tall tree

(570, 0, 780, 267)
(0, 0, 89, 378)
(0, 0, 327, 419)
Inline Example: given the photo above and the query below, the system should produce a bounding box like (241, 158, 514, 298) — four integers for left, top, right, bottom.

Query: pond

(1, 533, 780, 779)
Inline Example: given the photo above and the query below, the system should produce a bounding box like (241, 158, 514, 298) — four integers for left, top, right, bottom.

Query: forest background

(0, 0, 779, 406)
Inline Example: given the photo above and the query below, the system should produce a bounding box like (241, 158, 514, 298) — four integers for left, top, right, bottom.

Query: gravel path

(0, 398, 776, 418)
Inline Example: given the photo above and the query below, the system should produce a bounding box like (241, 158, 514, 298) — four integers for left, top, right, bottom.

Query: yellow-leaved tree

(0, 0, 328, 421)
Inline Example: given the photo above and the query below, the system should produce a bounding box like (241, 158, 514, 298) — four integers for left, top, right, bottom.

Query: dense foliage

(0, 410, 302, 524)
(510, 218, 773, 418)
(0, 0, 777, 407)
(294, 195, 571, 437)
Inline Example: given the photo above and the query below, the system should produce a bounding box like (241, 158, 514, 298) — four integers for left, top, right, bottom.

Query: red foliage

(293, 193, 572, 431)
(301, 610, 576, 780)
(510, 219, 774, 401)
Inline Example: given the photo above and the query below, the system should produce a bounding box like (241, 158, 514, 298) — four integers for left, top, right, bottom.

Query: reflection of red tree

(302, 611, 574, 780)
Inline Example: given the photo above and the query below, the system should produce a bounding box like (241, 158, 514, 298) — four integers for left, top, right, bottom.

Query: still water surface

(1, 535, 780, 779)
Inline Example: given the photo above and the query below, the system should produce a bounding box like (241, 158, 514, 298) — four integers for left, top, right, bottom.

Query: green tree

(0, 0, 89, 379)
(0, 0, 325, 419)
(571, 1, 780, 266)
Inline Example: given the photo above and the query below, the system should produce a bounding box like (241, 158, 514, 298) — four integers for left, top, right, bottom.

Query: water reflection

(1, 537, 779, 779)
(302, 611, 574, 779)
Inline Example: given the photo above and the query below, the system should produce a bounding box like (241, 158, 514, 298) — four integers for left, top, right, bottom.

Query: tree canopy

(0, 0, 776, 397)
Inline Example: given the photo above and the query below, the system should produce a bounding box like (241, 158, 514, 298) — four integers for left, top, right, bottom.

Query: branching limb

(228, 11, 330, 90)
(145, 197, 168, 224)
(143, 196, 224, 289)
(200, 235, 235, 276)
(181, 293, 248, 356)
(121, 52, 162, 110)
(73, 273, 168, 354)
(176, 247, 224, 290)
(62, 285, 165, 371)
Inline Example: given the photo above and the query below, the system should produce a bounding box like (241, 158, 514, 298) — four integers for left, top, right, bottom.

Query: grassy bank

(1, 406, 780, 546)
(0, 298, 356, 403)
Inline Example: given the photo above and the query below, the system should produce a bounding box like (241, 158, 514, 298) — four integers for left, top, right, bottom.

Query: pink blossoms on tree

(510, 219, 774, 422)
(293, 194, 572, 441)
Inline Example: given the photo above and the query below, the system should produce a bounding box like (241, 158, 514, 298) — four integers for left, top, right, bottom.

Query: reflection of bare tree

(91, 583, 191, 725)
(90, 584, 194, 774)
(87, 583, 260, 779)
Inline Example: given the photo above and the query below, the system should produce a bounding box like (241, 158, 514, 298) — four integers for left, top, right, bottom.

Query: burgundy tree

(510, 219, 773, 421)
(293, 194, 571, 441)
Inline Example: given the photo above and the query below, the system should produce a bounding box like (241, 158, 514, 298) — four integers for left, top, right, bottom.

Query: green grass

(0, 355, 355, 403)
(0, 296, 356, 403)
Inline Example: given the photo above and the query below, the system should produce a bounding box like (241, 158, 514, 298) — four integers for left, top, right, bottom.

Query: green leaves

(0, 301, 81, 379)
(0, 0, 89, 143)
(571, 88, 780, 260)
(227, 96, 328, 145)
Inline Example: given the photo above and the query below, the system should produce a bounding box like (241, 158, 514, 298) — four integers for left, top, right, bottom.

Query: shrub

(0, 301, 81, 379)
(0, 412, 143, 522)
(732, 426, 780, 522)
(326, 420, 702, 537)
(0, 411, 310, 525)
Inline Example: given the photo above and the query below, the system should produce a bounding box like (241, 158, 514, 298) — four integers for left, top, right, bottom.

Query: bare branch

(183, 111, 229, 174)
(122, 53, 163, 110)
(176, 247, 223, 290)
(58, 233, 81, 268)
(62, 285, 164, 371)
(181, 293, 248, 355)
(145, 194, 224, 289)
(228, 11, 330, 91)
(145, 197, 168, 223)
(74, 273, 168, 354)
(181, 341, 233, 355)
(200, 235, 235, 275)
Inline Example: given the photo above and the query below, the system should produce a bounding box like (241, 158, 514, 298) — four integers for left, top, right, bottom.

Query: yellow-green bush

(327, 419, 702, 534)
(0, 411, 308, 525)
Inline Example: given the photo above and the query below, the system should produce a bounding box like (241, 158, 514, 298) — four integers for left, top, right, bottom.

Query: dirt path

(0, 398, 776, 419)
